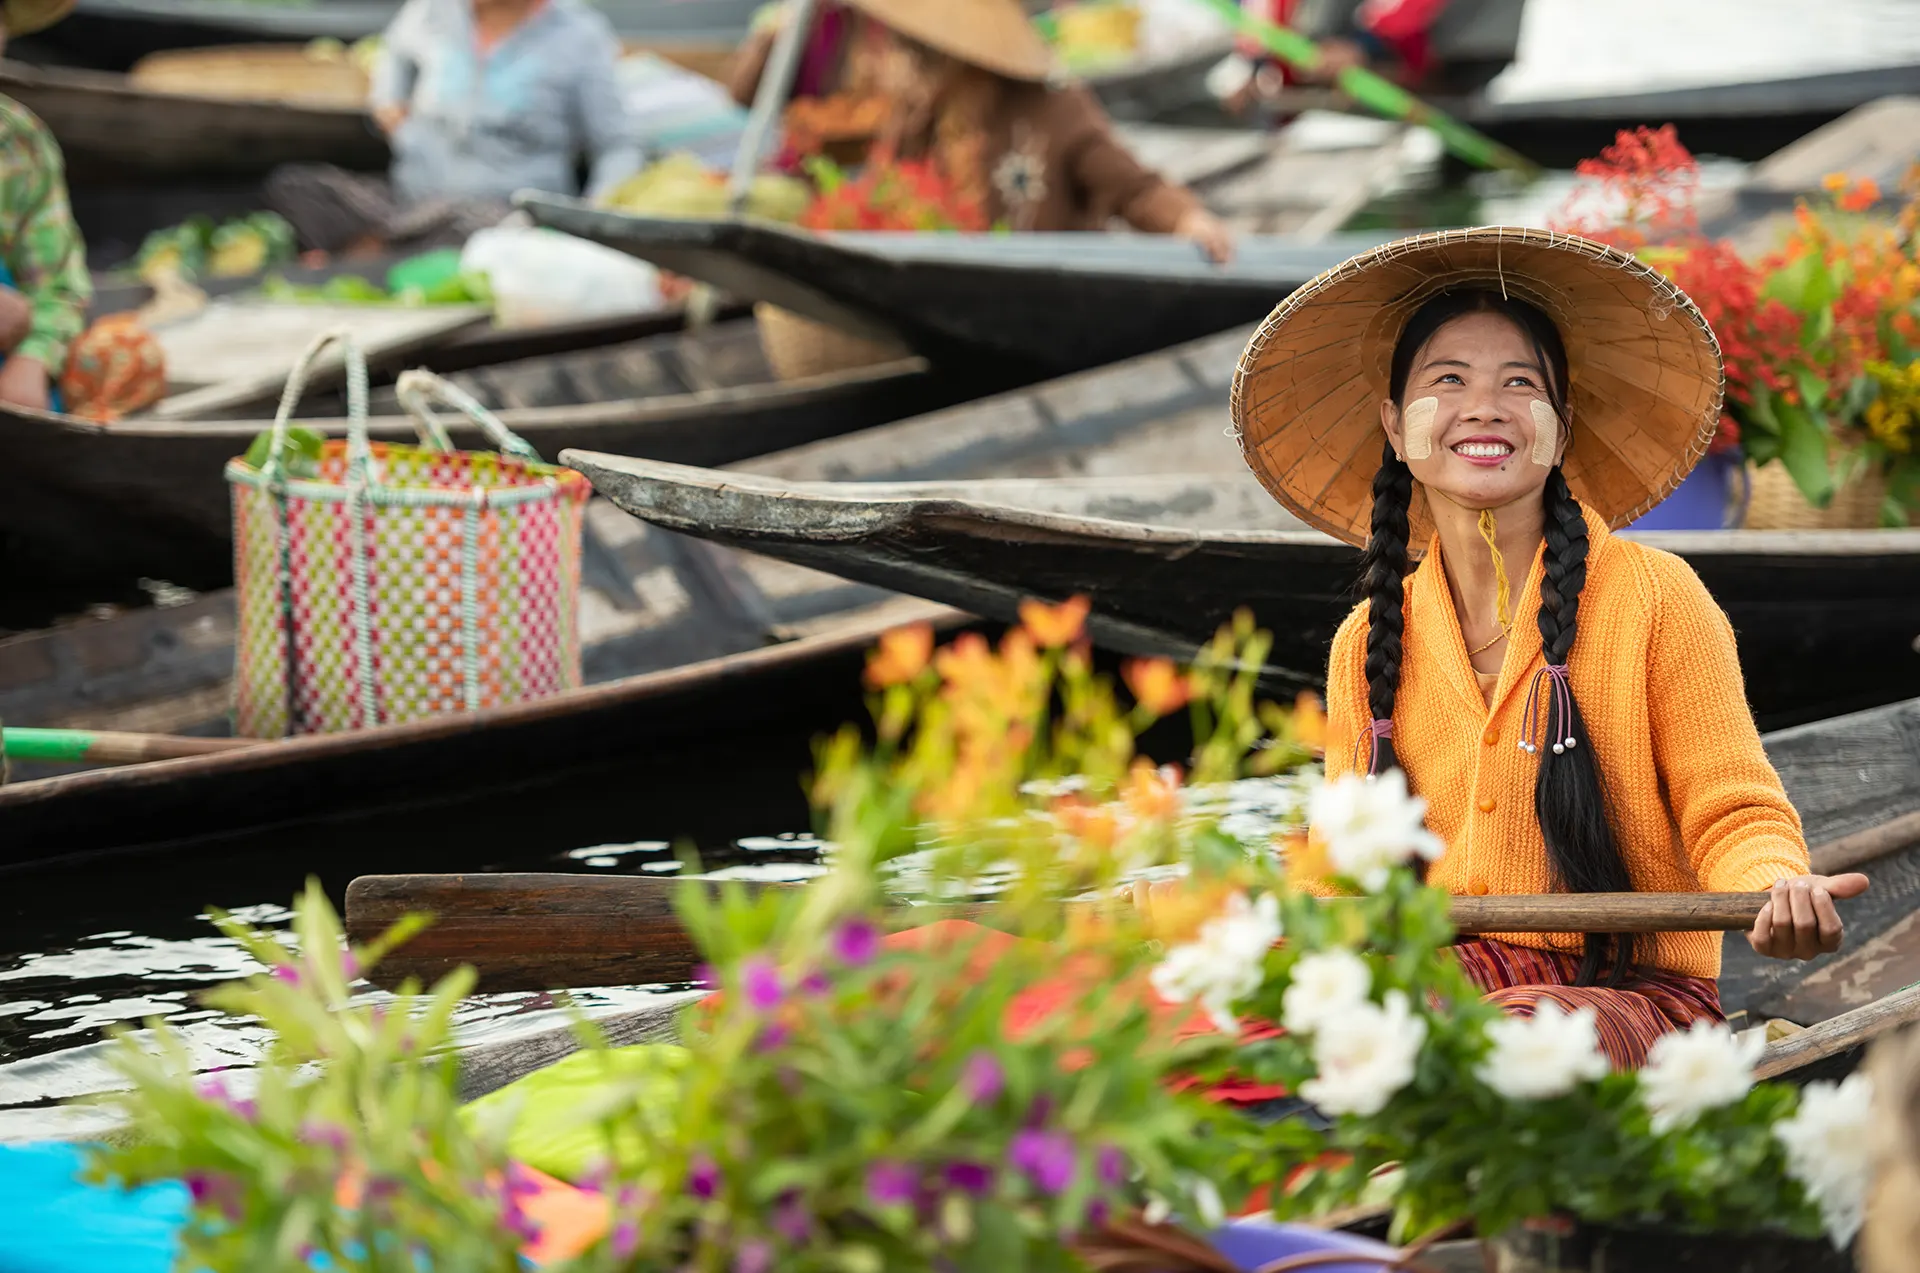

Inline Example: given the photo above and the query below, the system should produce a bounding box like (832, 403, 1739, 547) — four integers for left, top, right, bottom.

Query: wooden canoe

(1464, 63, 1920, 168)
(0, 58, 387, 183)
(514, 196, 1396, 376)
(0, 325, 1251, 746)
(0, 318, 974, 590)
(437, 690, 1920, 1097)
(565, 453, 1920, 731)
(20, 0, 763, 71)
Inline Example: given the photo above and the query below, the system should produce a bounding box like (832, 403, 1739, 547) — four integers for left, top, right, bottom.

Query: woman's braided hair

(1364, 289, 1640, 987)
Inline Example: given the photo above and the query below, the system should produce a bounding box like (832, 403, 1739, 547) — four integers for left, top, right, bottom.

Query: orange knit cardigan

(1315, 505, 1809, 978)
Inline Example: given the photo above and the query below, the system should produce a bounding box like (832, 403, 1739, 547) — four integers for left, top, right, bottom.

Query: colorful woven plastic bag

(227, 330, 590, 739)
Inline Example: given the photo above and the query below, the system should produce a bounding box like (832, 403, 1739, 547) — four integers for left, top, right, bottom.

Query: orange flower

(1054, 794, 1122, 852)
(1122, 657, 1192, 717)
(864, 622, 934, 689)
(1839, 178, 1882, 214)
(1822, 171, 1850, 194)
(1122, 758, 1183, 824)
(1292, 690, 1327, 753)
(1019, 595, 1091, 648)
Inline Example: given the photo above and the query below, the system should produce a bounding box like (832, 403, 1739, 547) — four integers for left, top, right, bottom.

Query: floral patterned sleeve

(0, 98, 90, 372)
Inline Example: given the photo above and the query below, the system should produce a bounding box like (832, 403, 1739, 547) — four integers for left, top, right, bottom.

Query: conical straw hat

(1231, 226, 1726, 551)
(842, 0, 1055, 82)
(3, 0, 74, 35)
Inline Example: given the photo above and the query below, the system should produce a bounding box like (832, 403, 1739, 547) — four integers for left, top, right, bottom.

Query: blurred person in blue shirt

(266, 0, 642, 257)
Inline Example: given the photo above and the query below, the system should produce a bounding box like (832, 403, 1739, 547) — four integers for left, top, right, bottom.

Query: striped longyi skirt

(1451, 937, 1726, 1069)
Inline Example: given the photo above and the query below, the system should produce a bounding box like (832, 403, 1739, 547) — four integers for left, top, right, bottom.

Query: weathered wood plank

(1754, 981, 1920, 1083)
(1761, 910, 1920, 1024)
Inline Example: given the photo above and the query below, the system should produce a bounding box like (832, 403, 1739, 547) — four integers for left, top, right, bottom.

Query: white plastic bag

(459, 225, 663, 328)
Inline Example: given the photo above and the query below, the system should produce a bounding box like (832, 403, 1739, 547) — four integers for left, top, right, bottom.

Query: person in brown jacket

(727, 0, 1236, 261)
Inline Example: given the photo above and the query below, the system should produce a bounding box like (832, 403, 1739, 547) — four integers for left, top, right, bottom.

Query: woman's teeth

(1453, 442, 1514, 459)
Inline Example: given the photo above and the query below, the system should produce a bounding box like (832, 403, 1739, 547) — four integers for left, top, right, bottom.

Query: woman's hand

(1175, 208, 1235, 265)
(0, 355, 50, 412)
(1746, 873, 1871, 960)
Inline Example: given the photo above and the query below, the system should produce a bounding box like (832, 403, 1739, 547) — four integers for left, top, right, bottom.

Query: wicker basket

(128, 45, 370, 109)
(754, 303, 908, 382)
(1742, 460, 1889, 530)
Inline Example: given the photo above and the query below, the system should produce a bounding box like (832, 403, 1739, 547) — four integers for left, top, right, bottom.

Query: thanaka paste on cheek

(1529, 399, 1559, 468)
(1402, 396, 1438, 460)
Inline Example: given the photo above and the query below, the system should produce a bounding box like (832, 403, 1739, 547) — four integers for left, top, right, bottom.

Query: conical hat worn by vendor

(840, 0, 1055, 82)
(1231, 226, 1726, 551)
(3, 0, 74, 35)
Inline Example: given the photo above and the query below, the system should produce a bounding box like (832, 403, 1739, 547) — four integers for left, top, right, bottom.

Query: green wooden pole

(1181, 0, 1538, 175)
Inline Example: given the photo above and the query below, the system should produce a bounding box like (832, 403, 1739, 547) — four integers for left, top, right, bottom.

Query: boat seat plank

(1759, 908, 1920, 1026)
(146, 300, 489, 418)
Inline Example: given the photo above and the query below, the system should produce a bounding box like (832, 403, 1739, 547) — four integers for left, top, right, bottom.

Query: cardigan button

(1482, 727, 1498, 746)
(1477, 796, 1497, 813)
(1470, 879, 1490, 896)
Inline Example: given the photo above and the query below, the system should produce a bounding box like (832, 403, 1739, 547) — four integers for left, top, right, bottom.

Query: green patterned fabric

(460, 1044, 691, 1183)
(0, 93, 89, 373)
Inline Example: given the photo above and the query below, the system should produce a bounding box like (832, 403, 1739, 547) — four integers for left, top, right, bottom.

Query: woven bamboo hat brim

(842, 0, 1054, 81)
(1231, 226, 1726, 551)
(3, 0, 74, 35)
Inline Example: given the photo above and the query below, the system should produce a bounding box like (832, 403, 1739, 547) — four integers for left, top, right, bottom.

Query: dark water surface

(0, 802, 831, 1143)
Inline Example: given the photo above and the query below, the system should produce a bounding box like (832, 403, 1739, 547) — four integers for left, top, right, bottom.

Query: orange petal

(1122, 657, 1192, 717)
(1018, 595, 1091, 647)
(864, 621, 934, 688)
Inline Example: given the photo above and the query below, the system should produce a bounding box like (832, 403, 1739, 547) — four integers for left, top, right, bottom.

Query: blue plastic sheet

(0, 1142, 185, 1273)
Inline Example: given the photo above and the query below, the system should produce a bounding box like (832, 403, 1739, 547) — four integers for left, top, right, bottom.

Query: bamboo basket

(1742, 461, 1889, 530)
(127, 46, 370, 109)
(754, 304, 909, 382)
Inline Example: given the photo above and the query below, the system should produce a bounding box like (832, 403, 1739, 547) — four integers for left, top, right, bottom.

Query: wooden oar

(347, 810, 1917, 993)
(1, 726, 258, 767)
(344, 876, 1757, 993)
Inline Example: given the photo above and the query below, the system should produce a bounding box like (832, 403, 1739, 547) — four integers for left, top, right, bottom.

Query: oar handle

(1, 727, 257, 765)
(345, 874, 1776, 993)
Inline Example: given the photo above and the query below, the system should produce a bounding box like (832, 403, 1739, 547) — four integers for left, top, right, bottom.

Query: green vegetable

(242, 425, 326, 477)
(458, 1043, 691, 1182)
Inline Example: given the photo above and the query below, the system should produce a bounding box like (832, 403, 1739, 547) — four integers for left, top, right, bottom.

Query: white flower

(1300, 990, 1427, 1117)
(1282, 948, 1373, 1035)
(1475, 1001, 1610, 1100)
(1638, 1020, 1764, 1132)
(1149, 891, 1282, 1034)
(1773, 1073, 1875, 1249)
(1308, 770, 1444, 892)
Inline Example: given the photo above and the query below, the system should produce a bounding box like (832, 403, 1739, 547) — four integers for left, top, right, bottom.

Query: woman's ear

(1380, 399, 1406, 463)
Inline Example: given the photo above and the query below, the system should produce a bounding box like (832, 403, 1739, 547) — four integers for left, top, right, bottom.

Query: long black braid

(1361, 288, 1640, 987)
(1535, 466, 1640, 985)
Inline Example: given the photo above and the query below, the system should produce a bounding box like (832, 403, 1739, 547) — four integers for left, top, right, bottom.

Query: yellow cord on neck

(1477, 508, 1514, 633)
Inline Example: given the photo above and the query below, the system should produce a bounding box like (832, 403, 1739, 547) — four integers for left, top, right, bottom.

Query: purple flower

(271, 964, 302, 987)
(833, 918, 880, 966)
(1024, 1094, 1055, 1128)
(688, 1155, 721, 1201)
(611, 1219, 640, 1259)
(1085, 1198, 1112, 1230)
(503, 1201, 543, 1243)
(772, 1193, 812, 1243)
(1096, 1146, 1127, 1187)
(739, 959, 784, 1012)
(866, 1160, 918, 1207)
(943, 1161, 994, 1196)
(756, 1023, 792, 1052)
(798, 970, 832, 997)
(340, 951, 361, 982)
(1009, 1129, 1076, 1195)
(694, 962, 719, 988)
(505, 1164, 543, 1199)
(734, 1238, 774, 1273)
(961, 1050, 1004, 1102)
(300, 1119, 347, 1152)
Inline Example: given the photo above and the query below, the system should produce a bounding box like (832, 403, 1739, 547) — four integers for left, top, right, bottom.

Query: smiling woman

(1231, 227, 1872, 1068)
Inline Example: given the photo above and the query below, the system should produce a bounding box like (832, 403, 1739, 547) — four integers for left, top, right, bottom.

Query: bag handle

(264, 327, 373, 486)
(394, 369, 544, 462)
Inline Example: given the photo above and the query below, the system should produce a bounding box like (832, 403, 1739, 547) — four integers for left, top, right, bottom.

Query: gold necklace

(1467, 627, 1510, 658)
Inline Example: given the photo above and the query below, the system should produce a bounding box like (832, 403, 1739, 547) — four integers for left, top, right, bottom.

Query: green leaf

(1791, 368, 1829, 412)
(242, 426, 324, 477)
(1774, 399, 1836, 507)
(1761, 251, 1841, 313)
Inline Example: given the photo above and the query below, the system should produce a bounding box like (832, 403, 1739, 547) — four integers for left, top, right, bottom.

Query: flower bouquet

(78, 600, 1884, 1272)
(1558, 126, 1920, 527)
(797, 154, 990, 233)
